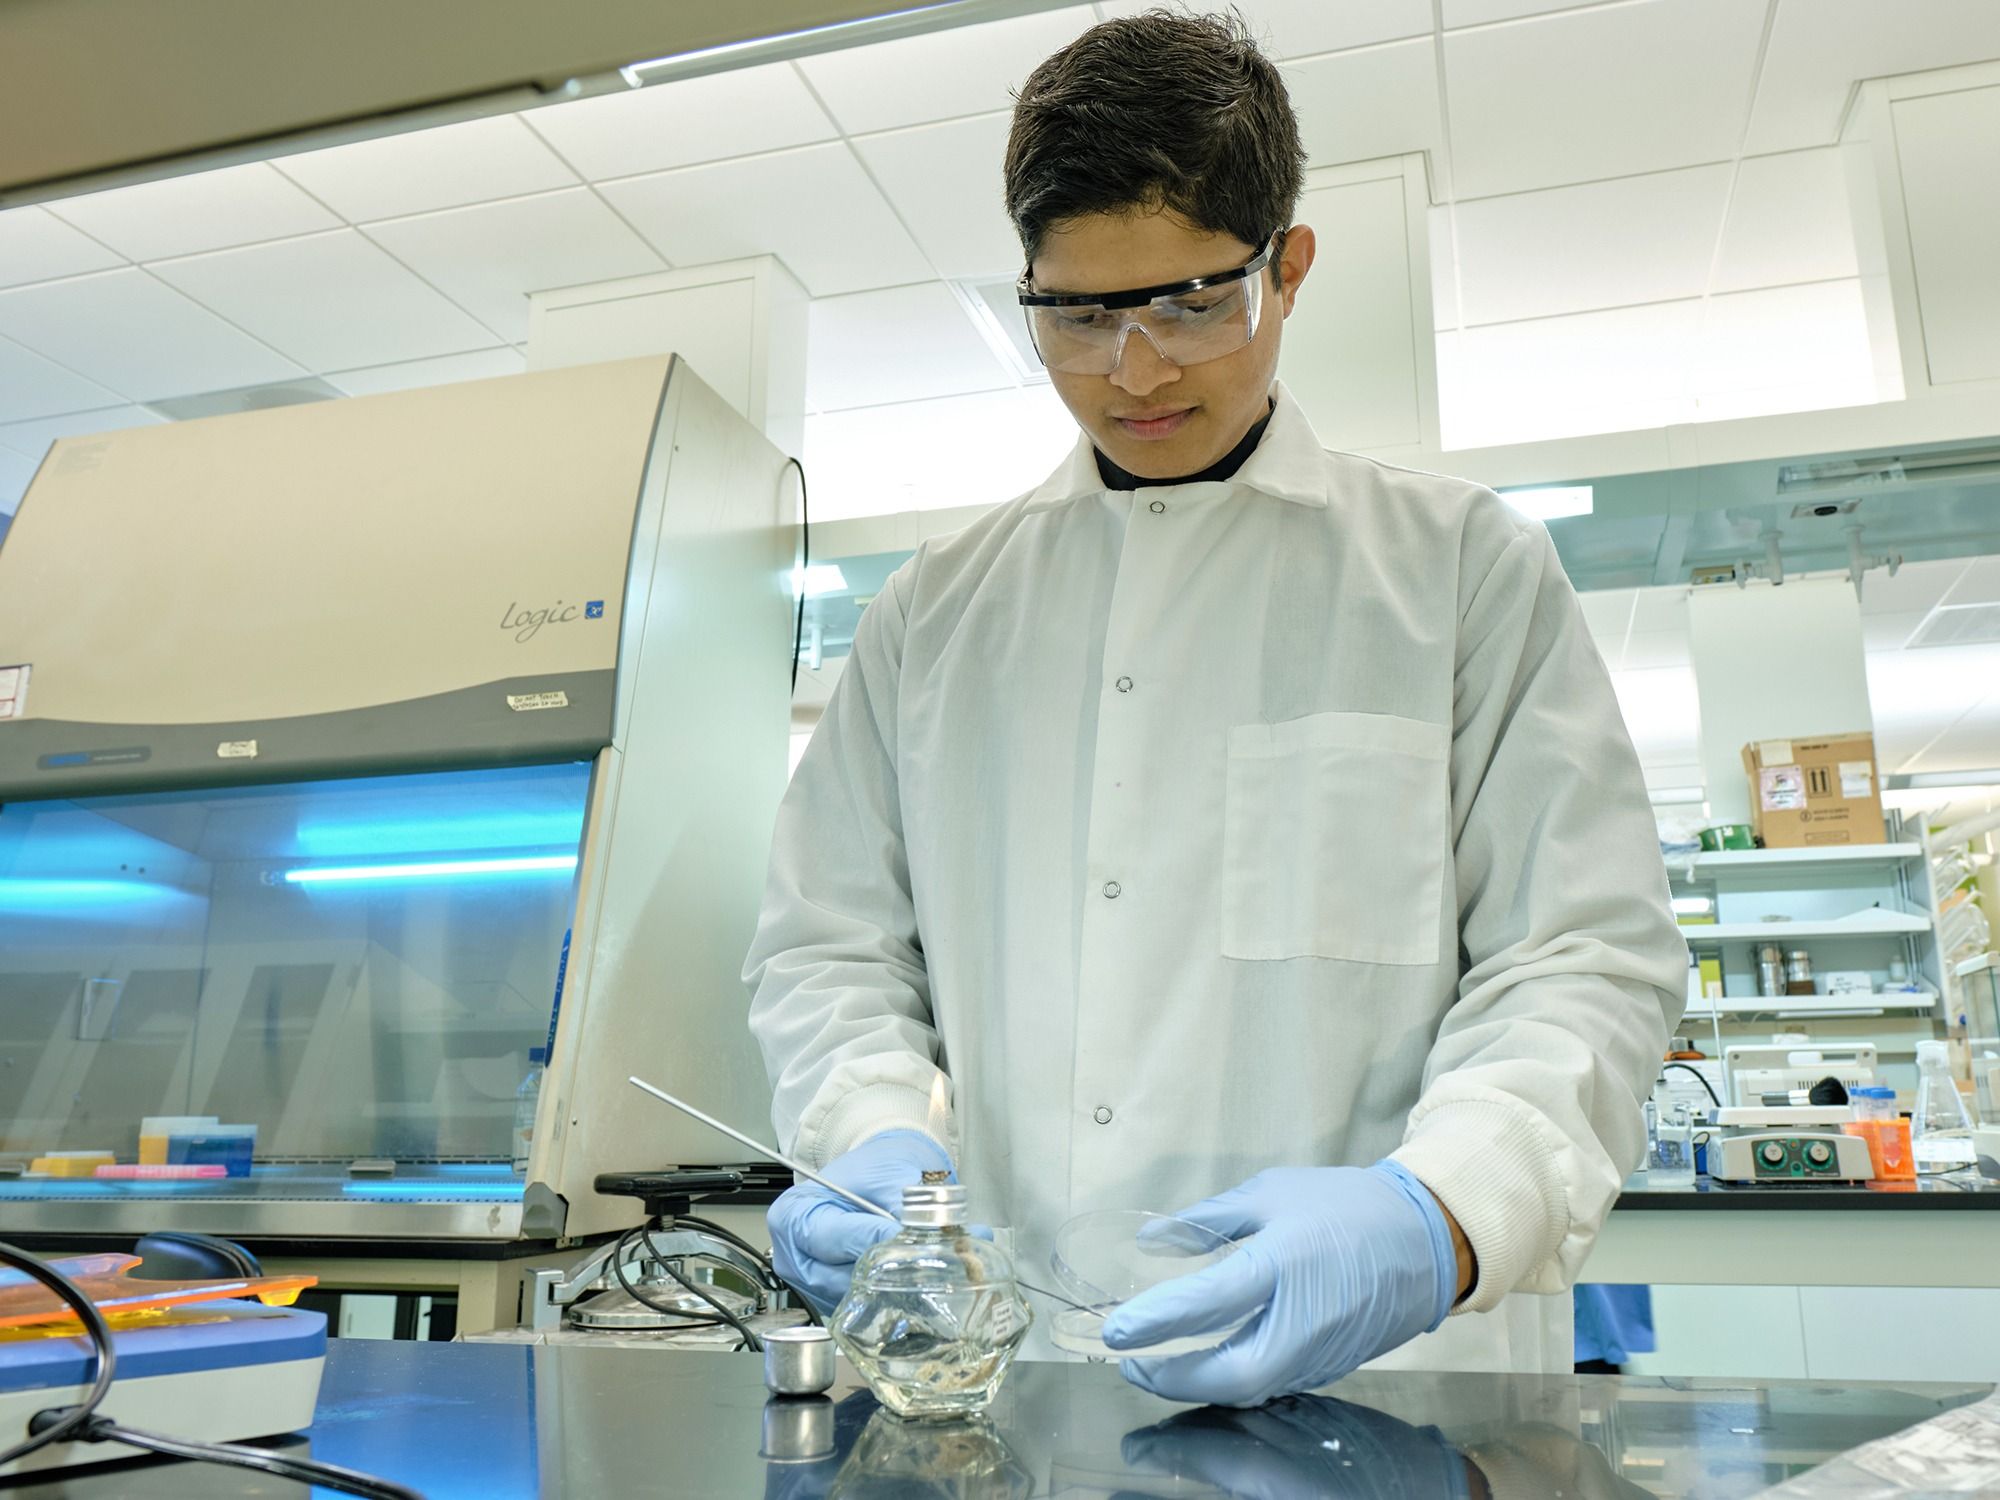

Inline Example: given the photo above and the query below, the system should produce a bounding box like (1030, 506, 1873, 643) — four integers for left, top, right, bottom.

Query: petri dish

(1048, 1209, 1250, 1359)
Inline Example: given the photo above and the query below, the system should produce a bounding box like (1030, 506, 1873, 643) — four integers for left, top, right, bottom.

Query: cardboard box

(1742, 732, 1886, 848)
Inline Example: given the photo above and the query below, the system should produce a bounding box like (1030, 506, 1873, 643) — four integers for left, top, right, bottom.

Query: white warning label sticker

(0, 664, 26, 720)
(217, 740, 259, 759)
(1761, 765, 1806, 812)
(506, 691, 570, 712)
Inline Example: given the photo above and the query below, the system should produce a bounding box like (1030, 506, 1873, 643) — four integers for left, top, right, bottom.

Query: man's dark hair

(1004, 8, 1306, 270)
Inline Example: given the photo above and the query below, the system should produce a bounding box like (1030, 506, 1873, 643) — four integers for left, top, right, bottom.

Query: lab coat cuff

(817, 1083, 947, 1165)
(1391, 1097, 1567, 1317)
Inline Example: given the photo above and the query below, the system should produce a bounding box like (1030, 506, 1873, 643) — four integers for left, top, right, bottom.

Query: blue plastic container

(166, 1125, 258, 1177)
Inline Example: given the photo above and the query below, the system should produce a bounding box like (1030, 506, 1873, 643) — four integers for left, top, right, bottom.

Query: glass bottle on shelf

(1911, 1039, 1977, 1173)
(831, 1175, 1031, 1420)
(511, 1046, 547, 1174)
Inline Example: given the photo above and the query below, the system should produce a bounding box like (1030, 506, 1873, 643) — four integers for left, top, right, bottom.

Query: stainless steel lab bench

(11, 1340, 1989, 1497)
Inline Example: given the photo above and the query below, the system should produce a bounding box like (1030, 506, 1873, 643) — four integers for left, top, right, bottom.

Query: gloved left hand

(1101, 1161, 1458, 1408)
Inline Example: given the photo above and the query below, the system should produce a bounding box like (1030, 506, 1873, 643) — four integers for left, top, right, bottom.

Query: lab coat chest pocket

(1222, 711, 1449, 965)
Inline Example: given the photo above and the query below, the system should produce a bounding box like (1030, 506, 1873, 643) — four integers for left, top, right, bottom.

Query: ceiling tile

(152, 230, 502, 371)
(599, 144, 934, 297)
(1432, 204, 1464, 330)
(0, 446, 35, 514)
(1099, 0, 1430, 56)
(853, 114, 1019, 280)
(1942, 555, 2000, 608)
(45, 163, 339, 263)
(1443, 0, 1605, 26)
(325, 347, 527, 397)
(1711, 149, 1858, 294)
(363, 190, 664, 343)
(796, 6, 1097, 135)
(1453, 164, 1729, 325)
(0, 335, 127, 423)
(1443, 0, 1766, 200)
(0, 403, 164, 463)
(1630, 586, 1690, 633)
(521, 63, 836, 181)
(1428, 205, 1460, 328)
(0, 207, 126, 290)
(0, 270, 302, 402)
(271, 116, 577, 223)
(1620, 628, 1689, 669)
(1856, 557, 1966, 617)
(1914, 701, 2000, 775)
(1575, 587, 1635, 637)
(1749, 0, 2000, 155)
(1864, 642, 1982, 749)
(1609, 664, 1701, 761)
(1861, 610, 1927, 651)
(1437, 300, 1697, 448)
(1287, 39, 1441, 170)
(807, 283, 1013, 411)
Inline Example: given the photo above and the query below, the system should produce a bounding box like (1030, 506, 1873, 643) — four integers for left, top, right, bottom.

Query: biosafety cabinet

(0, 355, 795, 1245)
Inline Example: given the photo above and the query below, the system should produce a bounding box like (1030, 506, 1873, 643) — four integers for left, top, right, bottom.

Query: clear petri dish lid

(1048, 1209, 1249, 1360)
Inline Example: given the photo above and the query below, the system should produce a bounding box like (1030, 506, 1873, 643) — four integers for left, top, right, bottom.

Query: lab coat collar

(1025, 381, 1330, 511)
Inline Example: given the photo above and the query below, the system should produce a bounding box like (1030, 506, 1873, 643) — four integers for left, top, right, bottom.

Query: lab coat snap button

(1148, 499, 1166, 514)
(1102, 880, 1122, 899)
(1115, 676, 1133, 693)
(1094, 1107, 1113, 1125)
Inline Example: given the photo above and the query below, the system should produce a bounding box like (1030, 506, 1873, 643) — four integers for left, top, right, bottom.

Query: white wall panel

(1892, 84, 2000, 386)
(1281, 172, 1427, 451)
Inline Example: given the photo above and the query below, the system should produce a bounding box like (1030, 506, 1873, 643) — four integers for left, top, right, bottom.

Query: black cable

(1662, 1060, 1724, 1108)
(671, 1214, 788, 1294)
(609, 1226, 733, 1332)
(787, 455, 810, 693)
(644, 1227, 763, 1353)
(670, 1213, 822, 1327)
(0, 1239, 421, 1498)
(66, 1419, 424, 1500)
(0, 1238, 116, 1470)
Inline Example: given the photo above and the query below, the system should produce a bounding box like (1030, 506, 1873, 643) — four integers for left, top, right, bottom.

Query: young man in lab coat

(745, 11, 1686, 1405)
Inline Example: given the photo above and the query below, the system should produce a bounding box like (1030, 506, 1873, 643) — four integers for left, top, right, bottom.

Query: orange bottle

(1842, 1087, 1915, 1181)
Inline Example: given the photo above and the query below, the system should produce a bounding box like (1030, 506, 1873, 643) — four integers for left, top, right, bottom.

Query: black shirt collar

(1095, 400, 1275, 492)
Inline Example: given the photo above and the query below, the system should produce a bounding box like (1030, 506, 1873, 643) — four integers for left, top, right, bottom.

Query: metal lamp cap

(900, 1180, 967, 1227)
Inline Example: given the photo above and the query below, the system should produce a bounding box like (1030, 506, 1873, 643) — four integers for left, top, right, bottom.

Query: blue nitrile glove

(768, 1129, 952, 1314)
(1102, 1161, 1458, 1408)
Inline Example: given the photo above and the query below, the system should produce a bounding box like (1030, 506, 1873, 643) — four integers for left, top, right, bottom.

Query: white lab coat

(745, 384, 1687, 1373)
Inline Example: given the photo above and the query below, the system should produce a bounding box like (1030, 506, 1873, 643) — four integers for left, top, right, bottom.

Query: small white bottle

(1911, 1038, 1977, 1173)
(512, 1046, 547, 1174)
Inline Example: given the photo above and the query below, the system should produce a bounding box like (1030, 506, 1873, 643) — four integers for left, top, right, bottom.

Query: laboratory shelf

(1617, 1177, 1999, 1210)
(1674, 843, 1924, 875)
(1683, 992, 1937, 1019)
(1681, 913, 1931, 942)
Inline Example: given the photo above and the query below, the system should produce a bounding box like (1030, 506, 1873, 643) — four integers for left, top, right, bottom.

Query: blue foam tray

(0, 1300, 326, 1393)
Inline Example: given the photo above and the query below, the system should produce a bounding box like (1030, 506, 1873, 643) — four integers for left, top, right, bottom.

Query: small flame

(927, 1071, 952, 1139)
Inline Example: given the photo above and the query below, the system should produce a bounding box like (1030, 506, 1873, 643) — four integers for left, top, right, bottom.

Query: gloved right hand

(768, 1129, 952, 1314)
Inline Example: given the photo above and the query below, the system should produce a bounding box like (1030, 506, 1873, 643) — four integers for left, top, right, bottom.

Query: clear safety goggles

(1016, 237, 1276, 376)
